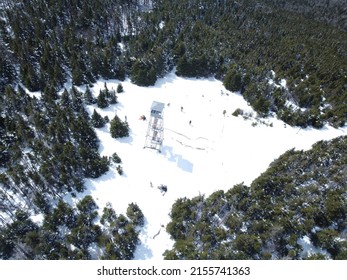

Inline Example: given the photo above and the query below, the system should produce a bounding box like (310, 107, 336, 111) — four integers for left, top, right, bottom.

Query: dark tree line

(1, 0, 346, 127)
(0, 196, 144, 260)
(164, 136, 347, 260)
(0, 0, 346, 260)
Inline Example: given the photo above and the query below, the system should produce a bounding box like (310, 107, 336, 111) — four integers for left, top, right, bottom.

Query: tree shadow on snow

(134, 217, 154, 259)
(117, 134, 134, 145)
(161, 145, 194, 173)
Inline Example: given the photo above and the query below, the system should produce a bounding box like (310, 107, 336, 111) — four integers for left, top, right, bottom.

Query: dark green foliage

(84, 85, 96, 105)
(116, 165, 123, 175)
(0, 78, 112, 259)
(97, 84, 117, 108)
(98, 205, 142, 260)
(165, 136, 347, 260)
(223, 66, 242, 92)
(126, 203, 145, 227)
(110, 115, 129, 138)
(0, 228, 15, 259)
(1, 0, 347, 261)
(77, 196, 98, 217)
(131, 60, 156, 86)
(79, 147, 109, 178)
(33, 192, 51, 214)
(0, 197, 145, 260)
(0, 211, 38, 259)
(91, 109, 106, 128)
(232, 108, 244, 117)
(1, 0, 347, 126)
(132, 0, 346, 127)
(116, 83, 124, 93)
(111, 152, 122, 164)
(43, 200, 77, 231)
(234, 234, 262, 258)
(97, 89, 108, 109)
(0, 43, 17, 91)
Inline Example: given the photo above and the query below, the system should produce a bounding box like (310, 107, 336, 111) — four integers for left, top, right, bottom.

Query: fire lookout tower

(144, 101, 165, 151)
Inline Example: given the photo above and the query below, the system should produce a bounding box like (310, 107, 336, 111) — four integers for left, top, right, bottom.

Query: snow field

(75, 71, 346, 259)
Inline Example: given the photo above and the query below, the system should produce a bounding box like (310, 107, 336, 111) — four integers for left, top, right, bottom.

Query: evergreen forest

(164, 136, 347, 260)
(0, 0, 346, 259)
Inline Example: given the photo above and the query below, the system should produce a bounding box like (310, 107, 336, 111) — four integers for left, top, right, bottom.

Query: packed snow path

(72, 71, 346, 260)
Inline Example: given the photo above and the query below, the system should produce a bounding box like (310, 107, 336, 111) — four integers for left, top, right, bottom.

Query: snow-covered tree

(110, 114, 129, 138)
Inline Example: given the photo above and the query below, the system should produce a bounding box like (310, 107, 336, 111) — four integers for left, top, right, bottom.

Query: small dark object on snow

(139, 115, 146, 120)
(158, 184, 167, 195)
(189, 120, 192, 125)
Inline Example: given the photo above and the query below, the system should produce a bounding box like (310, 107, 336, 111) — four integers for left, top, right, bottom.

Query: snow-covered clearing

(72, 71, 346, 260)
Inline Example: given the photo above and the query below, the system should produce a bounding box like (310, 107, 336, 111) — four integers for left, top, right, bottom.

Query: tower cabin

(144, 101, 165, 151)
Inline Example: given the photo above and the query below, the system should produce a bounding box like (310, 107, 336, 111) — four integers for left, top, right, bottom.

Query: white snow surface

(69, 71, 346, 260)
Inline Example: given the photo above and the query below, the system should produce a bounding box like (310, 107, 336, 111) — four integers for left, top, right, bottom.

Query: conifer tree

(110, 114, 129, 138)
(97, 89, 108, 108)
(70, 86, 84, 112)
(91, 109, 105, 128)
(116, 83, 124, 93)
(108, 89, 117, 105)
(223, 66, 242, 92)
(126, 203, 144, 226)
(84, 85, 95, 105)
(60, 88, 70, 107)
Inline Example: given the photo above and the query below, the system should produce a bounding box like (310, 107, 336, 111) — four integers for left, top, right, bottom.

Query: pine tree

(223, 66, 242, 92)
(108, 89, 117, 105)
(91, 109, 105, 128)
(72, 66, 84, 87)
(117, 83, 124, 93)
(97, 89, 108, 108)
(111, 152, 122, 163)
(84, 85, 95, 105)
(60, 88, 70, 107)
(131, 60, 156, 86)
(110, 114, 129, 138)
(126, 203, 144, 226)
(70, 86, 84, 112)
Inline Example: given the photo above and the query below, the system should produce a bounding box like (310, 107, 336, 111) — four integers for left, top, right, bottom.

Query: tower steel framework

(144, 101, 165, 151)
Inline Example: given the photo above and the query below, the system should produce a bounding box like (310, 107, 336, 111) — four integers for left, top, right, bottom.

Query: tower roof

(150, 101, 165, 117)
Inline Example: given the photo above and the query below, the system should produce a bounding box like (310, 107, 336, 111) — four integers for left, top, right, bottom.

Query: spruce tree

(60, 88, 70, 107)
(84, 85, 95, 105)
(116, 83, 124, 93)
(108, 89, 117, 104)
(223, 67, 242, 92)
(97, 90, 108, 108)
(110, 114, 129, 138)
(111, 152, 122, 163)
(126, 203, 144, 226)
(91, 109, 105, 128)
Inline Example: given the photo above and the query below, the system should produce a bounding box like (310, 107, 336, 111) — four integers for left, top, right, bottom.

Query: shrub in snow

(116, 165, 123, 175)
(223, 66, 242, 92)
(97, 90, 109, 108)
(111, 152, 122, 164)
(117, 83, 124, 93)
(232, 108, 243, 117)
(84, 85, 96, 105)
(126, 203, 145, 227)
(91, 109, 106, 128)
(110, 115, 129, 138)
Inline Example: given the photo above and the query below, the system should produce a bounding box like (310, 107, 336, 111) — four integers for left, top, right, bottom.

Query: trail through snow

(71, 71, 346, 260)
